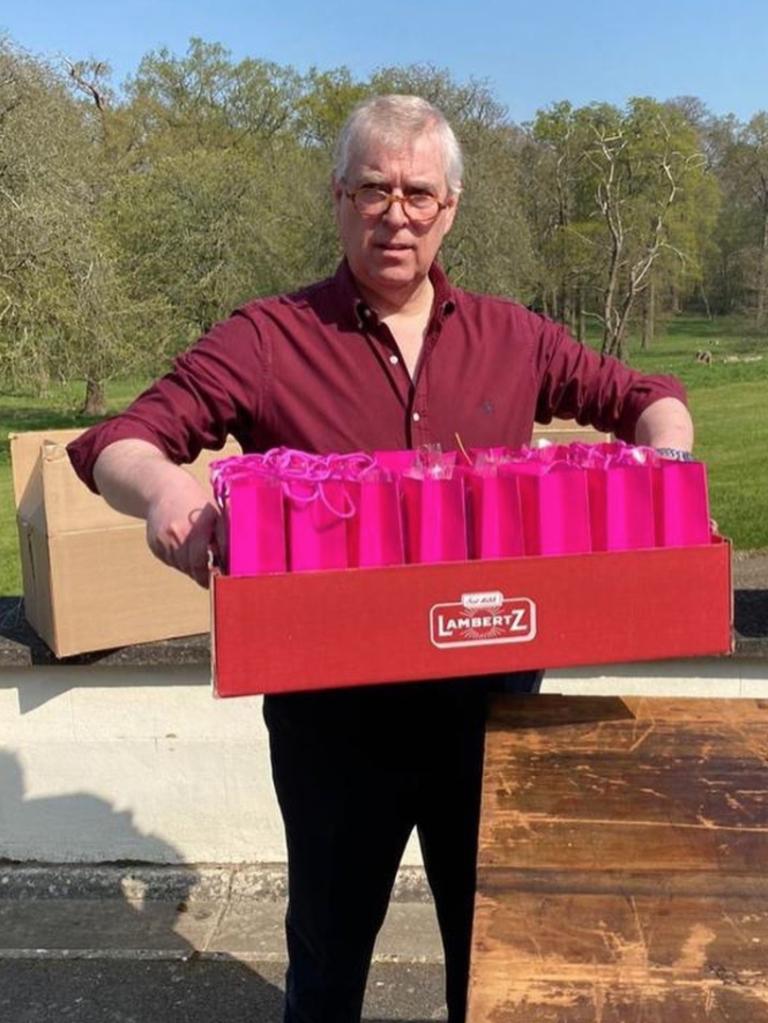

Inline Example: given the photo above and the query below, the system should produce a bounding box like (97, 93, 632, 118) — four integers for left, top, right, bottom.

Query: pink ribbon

(210, 448, 376, 520)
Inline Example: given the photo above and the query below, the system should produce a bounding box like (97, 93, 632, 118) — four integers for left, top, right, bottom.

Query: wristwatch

(655, 447, 695, 462)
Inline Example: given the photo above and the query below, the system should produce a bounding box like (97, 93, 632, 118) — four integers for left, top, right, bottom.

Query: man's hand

(146, 490, 223, 589)
(93, 438, 225, 589)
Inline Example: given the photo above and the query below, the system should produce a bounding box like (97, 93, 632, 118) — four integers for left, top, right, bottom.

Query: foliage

(526, 98, 719, 358)
(2, 31, 768, 411)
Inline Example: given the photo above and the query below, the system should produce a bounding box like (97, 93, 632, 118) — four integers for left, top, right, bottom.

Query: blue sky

(3, 0, 767, 123)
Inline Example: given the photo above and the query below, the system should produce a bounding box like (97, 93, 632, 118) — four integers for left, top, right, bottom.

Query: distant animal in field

(695, 350, 712, 364)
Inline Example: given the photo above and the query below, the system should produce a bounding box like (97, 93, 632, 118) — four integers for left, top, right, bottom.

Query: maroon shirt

(68, 261, 685, 492)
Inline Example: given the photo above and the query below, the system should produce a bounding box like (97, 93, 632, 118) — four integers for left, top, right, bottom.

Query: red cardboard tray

(211, 537, 733, 697)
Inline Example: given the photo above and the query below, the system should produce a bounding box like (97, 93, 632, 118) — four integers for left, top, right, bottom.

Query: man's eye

(408, 192, 437, 208)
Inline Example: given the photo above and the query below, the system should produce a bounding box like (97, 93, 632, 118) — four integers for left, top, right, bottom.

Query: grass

(1, 317, 767, 595)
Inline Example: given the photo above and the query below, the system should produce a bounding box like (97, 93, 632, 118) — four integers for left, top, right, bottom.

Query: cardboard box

(531, 422, 608, 445)
(11, 428, 241, 658)
(211, 536, 733, 698)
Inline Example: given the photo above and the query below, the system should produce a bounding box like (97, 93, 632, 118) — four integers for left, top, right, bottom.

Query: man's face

(333, 131, 458, 305)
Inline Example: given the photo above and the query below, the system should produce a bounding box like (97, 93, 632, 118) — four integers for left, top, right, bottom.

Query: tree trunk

(82, 378, 106, 416)
(641, 279, 655, 350)
(567, 286, 578, 334)
(577, 285, 586, 343)
(699, 281, 713, 321)
(756, 204, 768, 328)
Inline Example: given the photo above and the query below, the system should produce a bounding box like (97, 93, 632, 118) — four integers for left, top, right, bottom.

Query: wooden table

(469, 696, 768, 1021)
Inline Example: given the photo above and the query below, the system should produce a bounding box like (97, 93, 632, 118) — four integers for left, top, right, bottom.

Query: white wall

(1, 658, 765, 864)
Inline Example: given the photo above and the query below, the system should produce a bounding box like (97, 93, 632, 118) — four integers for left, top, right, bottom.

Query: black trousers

(263, 672, 540, 1023)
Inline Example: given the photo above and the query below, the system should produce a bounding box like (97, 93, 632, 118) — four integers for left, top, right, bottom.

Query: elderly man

(68, 95, 692, 1023)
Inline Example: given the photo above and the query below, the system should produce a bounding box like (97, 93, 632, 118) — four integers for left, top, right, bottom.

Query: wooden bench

(469, 695, 768, 1021)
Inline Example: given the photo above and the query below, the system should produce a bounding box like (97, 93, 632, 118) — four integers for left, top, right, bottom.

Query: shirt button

(389, 354, 399, 365)
(412, 412, 421, 422)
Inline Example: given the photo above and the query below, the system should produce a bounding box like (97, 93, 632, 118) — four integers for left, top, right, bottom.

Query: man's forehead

(346, 134, 447, 185)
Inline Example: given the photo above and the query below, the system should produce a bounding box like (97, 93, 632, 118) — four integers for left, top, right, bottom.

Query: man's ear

(444, 190, 461, 233)
(331, 175, 343, 212)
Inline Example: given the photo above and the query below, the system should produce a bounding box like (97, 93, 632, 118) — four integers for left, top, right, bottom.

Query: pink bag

(502, 461, 591, 556)
(460, 466, 525, 559)
(373, 450, 420, 475)
(401, 475, 468, 564)
(224, 473, 287, 575)
(654, 461, 711, 547)
(587, 464, 656, 552)
(284, 479, 354, 572)
(346, 474, 405, 567)
(374, 448, 458, 476)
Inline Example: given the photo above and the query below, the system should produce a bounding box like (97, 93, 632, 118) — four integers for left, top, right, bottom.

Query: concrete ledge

(0, 864, 433, 903)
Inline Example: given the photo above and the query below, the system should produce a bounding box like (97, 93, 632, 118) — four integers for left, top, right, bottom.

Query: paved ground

(0, 892, 448, 1022)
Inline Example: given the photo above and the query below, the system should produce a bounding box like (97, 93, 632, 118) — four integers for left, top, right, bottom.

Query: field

(1, 317, 766, 596)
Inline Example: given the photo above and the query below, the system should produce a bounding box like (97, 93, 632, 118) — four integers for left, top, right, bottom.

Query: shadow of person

(0, 750, 286, 1022)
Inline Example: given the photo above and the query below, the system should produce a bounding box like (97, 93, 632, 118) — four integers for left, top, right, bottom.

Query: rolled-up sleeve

(532, 315, 686, 441)
(67, 310, 266, 494)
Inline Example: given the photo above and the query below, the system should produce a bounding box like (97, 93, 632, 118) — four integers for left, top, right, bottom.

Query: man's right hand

(93, 439, 224, 589)
(146, 488, 223, 589)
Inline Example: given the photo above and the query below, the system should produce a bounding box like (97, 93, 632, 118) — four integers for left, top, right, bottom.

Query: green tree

(0, 40, 151, 410)
(530, 98, 714, 359)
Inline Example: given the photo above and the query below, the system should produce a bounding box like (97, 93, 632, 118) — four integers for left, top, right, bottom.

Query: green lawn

(1, 318, 766, 595)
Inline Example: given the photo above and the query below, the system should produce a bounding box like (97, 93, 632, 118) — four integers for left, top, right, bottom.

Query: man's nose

(382, 194, 409, 227)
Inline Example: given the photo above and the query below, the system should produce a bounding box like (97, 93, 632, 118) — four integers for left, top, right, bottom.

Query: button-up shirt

(68, 260, 685, 491)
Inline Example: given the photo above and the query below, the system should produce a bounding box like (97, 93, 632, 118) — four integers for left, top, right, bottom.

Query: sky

(3, 0, 767, 124)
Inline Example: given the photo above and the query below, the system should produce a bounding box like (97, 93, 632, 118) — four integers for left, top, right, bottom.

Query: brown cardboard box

(532, 422, 609, 445)
(11, 428, 240, 657)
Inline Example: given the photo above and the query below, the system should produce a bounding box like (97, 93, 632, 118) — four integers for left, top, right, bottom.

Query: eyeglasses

(345, 186, 452, 223)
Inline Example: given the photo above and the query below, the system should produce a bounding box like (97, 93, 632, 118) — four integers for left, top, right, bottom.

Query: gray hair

(333, 94, 464, 196)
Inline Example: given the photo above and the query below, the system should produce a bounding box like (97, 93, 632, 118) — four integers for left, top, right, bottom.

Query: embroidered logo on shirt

(429, 592, 537, 649)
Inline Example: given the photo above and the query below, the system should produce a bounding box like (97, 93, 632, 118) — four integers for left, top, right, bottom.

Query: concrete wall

(1, 658, 766, 864)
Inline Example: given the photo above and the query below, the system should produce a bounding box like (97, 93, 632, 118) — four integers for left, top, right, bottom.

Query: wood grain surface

(469, 696, 768, 1021)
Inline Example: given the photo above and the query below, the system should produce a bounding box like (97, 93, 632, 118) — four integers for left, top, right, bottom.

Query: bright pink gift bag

(225, 474, 287, 576)
(346, 475, 405, 567)
(587, 464, 656, 552)
(400, 475, 468, 564)
(374, 449, 458, 476)
(284, 479, 353, 572)
(502, 461, 591, 556)
(211, 457, 288, 576)
(459, 467, 525, 559)
(654, 461, 711, 547)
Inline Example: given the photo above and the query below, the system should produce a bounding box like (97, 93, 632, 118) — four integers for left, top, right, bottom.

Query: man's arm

(531, 314, 691, 445)
(93, 439, 221, 589)
(633, 396, 694, 452)
(68, 310, 267, 586)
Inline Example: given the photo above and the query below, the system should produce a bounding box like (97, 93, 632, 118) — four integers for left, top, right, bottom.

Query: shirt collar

(332, 258, 457, 330)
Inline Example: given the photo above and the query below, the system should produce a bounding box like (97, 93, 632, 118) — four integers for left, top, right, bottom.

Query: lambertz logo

(429, 590, 536, 649)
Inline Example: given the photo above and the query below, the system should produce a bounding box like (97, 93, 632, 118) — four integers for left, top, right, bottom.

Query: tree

(529, 99, 714, 359)
(0, 40, 152, 410)
(721, 114, 768, 326)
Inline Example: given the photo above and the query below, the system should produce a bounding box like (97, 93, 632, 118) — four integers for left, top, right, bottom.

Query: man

(68, 95, 693, 1022)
